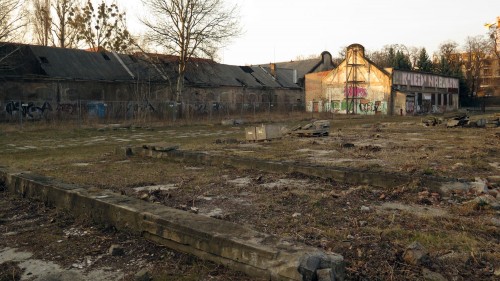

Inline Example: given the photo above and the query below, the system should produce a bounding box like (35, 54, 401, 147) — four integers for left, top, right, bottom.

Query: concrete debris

(316, 268, 335, 281)
(422, 116, 443, 126)
(142, 143, 179, 152)
(470, 178, 489, 194)
(290, 120, 330, 137)
(298, 251, 346, 281)
(358, 221, 368, 227)
(189, 207, 199, 214)
(422, 268, 447, 281)
(445, 113, 469, 128)
(403, 242, 430, 266)
(468, 194, 500, 210)
(108, 244, 125, 256)
(221, 119, 244, 126)
(245, 124, 286, 141)
(134, 269, 151, 281)
(360, 206, 371, 212)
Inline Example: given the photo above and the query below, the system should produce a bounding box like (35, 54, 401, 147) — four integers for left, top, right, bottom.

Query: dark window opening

(438, 94, 442, 105)
(39, 56, 49, 63)
(444, 94, 448, 106)
(101, 52, 111, 61)
(417, 93, 422, 105)
(431, 94, 436, 106)
(239, 66, 254, 73)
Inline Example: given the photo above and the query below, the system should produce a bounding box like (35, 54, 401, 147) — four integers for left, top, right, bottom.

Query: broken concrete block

(471, 178, 488, 194)
(422, 268, 447, 281)
(403, 241, 429, 265)
(109, 244, 125, 256)
(134, 269, 151, 281)
(298, 251, 345, 281)
(476, 119, 487, 127)
(446, 119, 460, 128)
(316, 268, 334, 281)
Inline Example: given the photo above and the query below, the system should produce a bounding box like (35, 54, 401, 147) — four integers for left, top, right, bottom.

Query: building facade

(0, 43, 303, 120)
(305, 44, 460, 115)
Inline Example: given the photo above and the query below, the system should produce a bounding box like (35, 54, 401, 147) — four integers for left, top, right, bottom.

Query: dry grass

(0, 112, 499, 280)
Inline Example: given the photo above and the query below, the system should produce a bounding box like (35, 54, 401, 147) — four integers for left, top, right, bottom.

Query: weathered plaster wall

(306, 49, 391, 115)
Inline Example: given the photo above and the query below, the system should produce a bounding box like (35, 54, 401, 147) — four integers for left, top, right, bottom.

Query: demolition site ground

(0, 113, 499, 281)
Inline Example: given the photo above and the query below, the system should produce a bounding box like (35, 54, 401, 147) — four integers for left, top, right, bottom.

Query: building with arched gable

(305, 44, 460, 115)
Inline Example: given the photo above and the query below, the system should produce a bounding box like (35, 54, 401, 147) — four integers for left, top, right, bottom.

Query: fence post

(19, 100, 23, 129)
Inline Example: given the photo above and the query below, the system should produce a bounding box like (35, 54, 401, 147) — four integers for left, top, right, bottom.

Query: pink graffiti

(345, 87, 368, 98)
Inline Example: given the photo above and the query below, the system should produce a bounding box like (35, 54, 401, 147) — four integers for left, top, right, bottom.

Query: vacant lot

(0, 113, 499, 280)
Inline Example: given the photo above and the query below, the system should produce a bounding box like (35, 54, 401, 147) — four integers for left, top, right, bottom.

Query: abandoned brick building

(305, 44, 460, 115)
(0, 42, 305, 120)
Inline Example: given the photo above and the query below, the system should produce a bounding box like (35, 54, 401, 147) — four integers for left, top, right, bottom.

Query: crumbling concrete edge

(123, 146, 433, 189)
(0, 168, 345, 281)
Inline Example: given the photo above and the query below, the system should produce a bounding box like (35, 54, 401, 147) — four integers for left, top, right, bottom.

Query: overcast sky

(118, 0, 499, 65)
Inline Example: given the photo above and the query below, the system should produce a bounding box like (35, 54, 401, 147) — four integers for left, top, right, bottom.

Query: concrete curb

(0, 169, 345, 281)
(124, 145, 432, 189)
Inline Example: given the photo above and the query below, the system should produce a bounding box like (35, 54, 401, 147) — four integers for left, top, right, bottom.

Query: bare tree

(485, 17, 500, 59)
(435, 41, 461, 76)
(1, 0, 26, 42)
(51, 0, 80, 48)
(69, 0, 134, 52)
(30, 0, 51, 46)
(1, 0, 27, 70)
(141, 0, 241, 104)
(462, 35, 491, 96)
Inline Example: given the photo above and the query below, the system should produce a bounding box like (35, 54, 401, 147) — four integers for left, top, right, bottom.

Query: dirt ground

(0, 112, 499, 280)
(0, 189, 260, 281)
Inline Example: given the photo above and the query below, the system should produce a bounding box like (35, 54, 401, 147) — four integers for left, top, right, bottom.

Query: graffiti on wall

(393, 70, 459, 89)
(331, 100, 387, 115)
(345, 86, 368, 98)
(4, 101, 53, 119)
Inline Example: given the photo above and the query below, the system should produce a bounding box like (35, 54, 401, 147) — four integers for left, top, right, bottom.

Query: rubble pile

(445, 112, 469, 128)
(290, 120, 330, 137)
(421, 116, 444, 126)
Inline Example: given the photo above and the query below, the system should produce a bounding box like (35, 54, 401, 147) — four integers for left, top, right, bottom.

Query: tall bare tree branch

(141, 0, 241, 104)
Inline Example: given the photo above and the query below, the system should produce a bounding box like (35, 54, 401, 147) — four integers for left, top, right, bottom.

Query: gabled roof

(258, 51, 336, 82)
(183, 63, 300, 89)
(30, 45, 134, 81)
(0, 42, 301, 90)
(272, 59, 322, 80)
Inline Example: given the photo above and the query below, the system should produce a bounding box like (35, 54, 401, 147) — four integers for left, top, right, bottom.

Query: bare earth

(0, 113, 499, 280)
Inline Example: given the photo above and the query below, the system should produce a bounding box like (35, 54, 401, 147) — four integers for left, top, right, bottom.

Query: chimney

(269, 63, 277, 79)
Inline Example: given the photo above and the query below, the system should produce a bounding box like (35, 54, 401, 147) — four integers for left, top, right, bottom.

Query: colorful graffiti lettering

(330, 100, 386, 115)
(345, 87, 368, 98)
